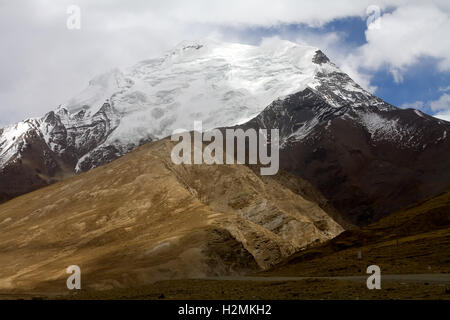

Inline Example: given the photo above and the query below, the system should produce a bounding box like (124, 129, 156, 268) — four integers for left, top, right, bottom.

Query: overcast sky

(1, 0, 450, 126)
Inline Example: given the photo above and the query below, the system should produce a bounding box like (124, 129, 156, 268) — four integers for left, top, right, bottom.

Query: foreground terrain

(39, 276, 450, 300)
(263, 190, 450, 277)
(0, 138, 342, 293)
(1, 186, 448, 300)
(56, 188, 449, 300)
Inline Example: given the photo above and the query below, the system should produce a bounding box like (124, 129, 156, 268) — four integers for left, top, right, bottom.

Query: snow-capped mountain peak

(65, 68, 127, 115)
(61, 39, 369, 143)
(0, 39, 396, 174)
(3, 39, 446, 205)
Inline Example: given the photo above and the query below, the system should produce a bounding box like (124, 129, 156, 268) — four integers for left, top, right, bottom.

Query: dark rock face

(312, 50, 330, 65)
(0, 125, 70, 203)
(241, 89, 450, 225)
(0, 103, 150, 203)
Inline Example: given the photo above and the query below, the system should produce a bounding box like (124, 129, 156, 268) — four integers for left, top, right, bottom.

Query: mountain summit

(0, 39, 449, 224)
(0, 39, 368, 200)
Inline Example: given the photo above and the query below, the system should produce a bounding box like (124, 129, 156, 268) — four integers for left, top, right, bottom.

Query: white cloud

(439, 85, 450, 92)
(433, 111, 450, 122)
(1, 0, 450, 125)
(430, 93, 450, 112)
(76, 0, 381, 27)
(390, 69, 404, 84)
(354, 3, 450, 82)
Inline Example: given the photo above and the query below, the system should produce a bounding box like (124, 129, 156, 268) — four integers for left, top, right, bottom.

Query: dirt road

(203, 274, 450, 283)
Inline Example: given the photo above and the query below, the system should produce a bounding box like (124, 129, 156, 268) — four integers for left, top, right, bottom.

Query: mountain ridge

(238, 86, 450, 224)
(0, 138, 343, 291)
(1, 39, 449, 226)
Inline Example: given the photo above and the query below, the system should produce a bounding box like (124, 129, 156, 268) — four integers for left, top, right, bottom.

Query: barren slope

(0, 138, 342, 292)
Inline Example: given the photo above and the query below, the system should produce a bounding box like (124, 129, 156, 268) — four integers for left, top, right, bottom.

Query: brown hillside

(0, 138, 342, 293)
